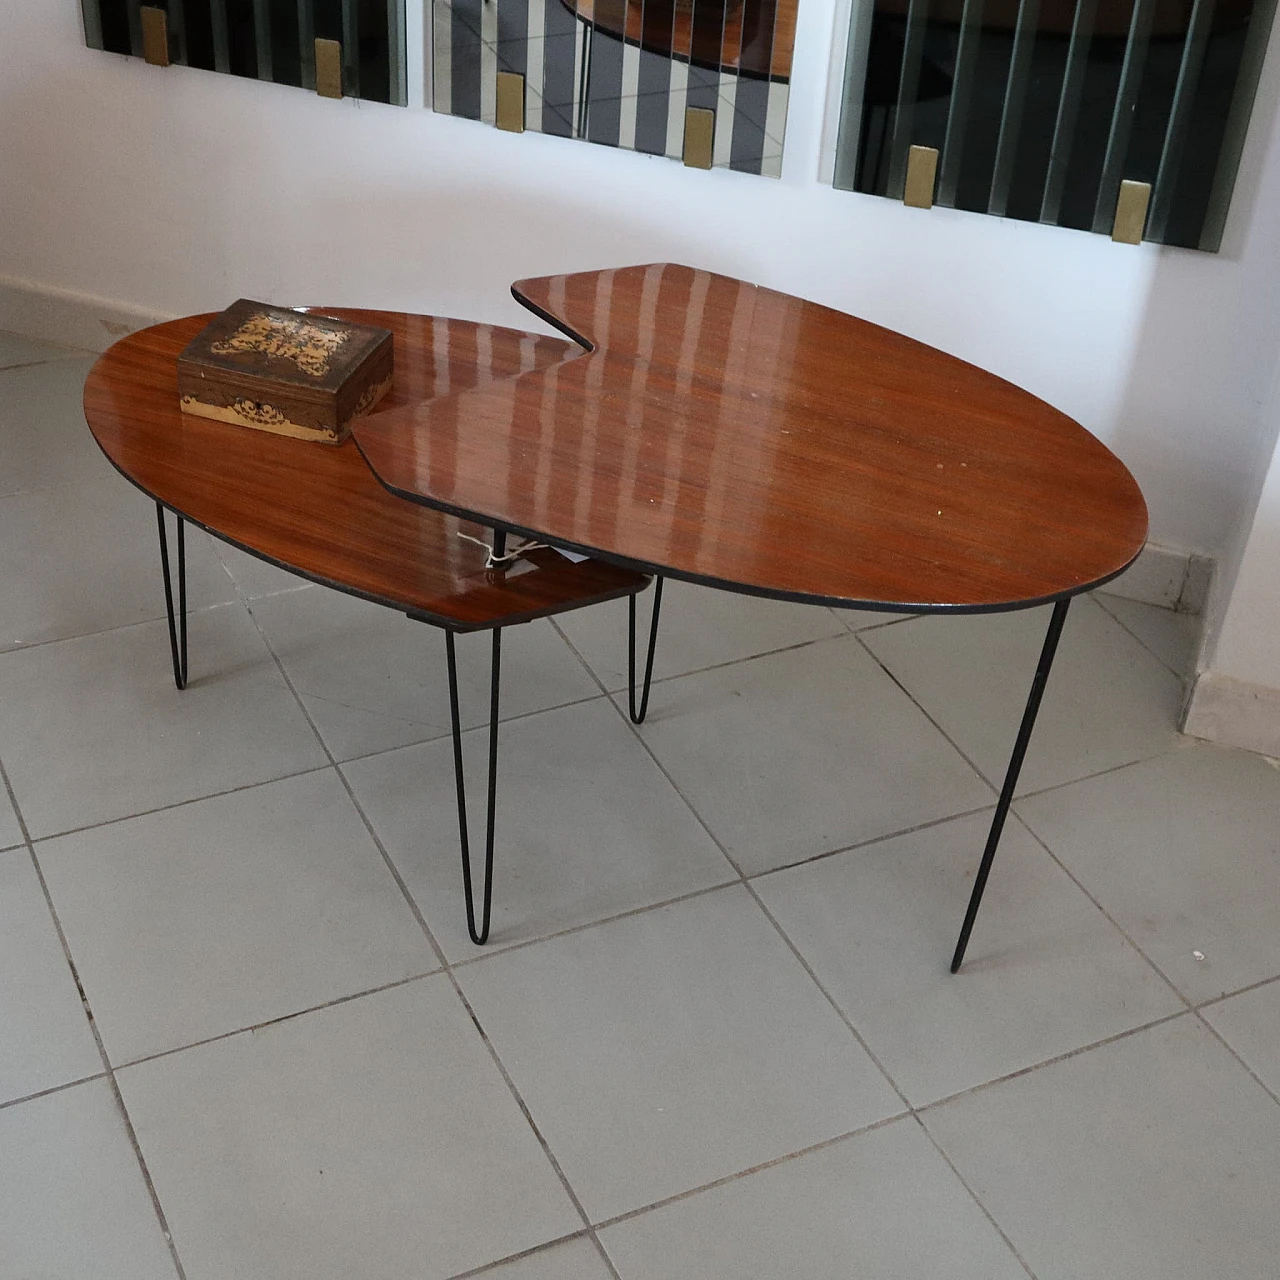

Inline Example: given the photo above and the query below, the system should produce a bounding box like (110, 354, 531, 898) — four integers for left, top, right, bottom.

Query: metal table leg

(951, 597, 1071, 972)
(627, 576, 664, 724)
(156, 502, 188, 690)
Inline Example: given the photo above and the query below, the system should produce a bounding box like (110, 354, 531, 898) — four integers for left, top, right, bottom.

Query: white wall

(5, 0, 1280, 559)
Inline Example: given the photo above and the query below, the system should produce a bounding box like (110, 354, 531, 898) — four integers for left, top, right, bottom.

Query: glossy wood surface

(353, 265, 1147, 613)
(84, 311, 649, 631)
(565, 0, 797, 81)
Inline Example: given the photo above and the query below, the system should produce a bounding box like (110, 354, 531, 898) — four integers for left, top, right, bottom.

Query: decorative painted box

(176, 300, 394, 444)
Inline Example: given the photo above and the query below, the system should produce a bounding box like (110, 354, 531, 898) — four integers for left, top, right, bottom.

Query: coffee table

(83, 309, 654, 944)
(352, 264, 1149, 970)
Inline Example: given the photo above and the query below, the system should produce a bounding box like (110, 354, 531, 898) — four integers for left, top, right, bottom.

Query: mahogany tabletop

(83, 310, 649, 632)
(352, 265, 1148, 614)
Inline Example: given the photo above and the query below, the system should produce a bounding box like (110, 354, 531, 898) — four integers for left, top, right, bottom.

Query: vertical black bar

(541, 0, 578, 134)
(628, 578, 664, 723)
(951, 598, 1070, 973)
(156, 504, 189, 692)
(269, 0, 302, 83)
(99, 0, 134, 53)
(1091, 0, 1158, 232)
(82, 0, 106, 49)
(1145, 0, 1215, 242)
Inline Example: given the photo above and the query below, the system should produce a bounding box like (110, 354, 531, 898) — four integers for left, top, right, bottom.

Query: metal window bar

(832, 0, 873, 190)
(1038, 0, 1098, 224)
(1090, 0, 1158, 233)
(936, 0, 986, 206)
(168, 0, 188, 64)
(253, 0, 273, 79)
(885, 0, 931, 198)
(987, 0, 1041, 215)
(1199, 0, 1279, 250)
(126, 0, 144, 55)
(208, 0, 231, 72)
(82, 0, 105, 49)
(342, 0, 360, 98)
(1144, 0, 1215, 243)
(388, 0, 407, 104)
(299, 0, 317, 87)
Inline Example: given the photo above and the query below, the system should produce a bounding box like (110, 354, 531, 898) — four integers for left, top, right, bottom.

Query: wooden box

(177, 300, 394, 444)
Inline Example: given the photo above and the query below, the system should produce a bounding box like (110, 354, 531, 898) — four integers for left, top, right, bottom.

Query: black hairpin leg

(156, 503, 188, 691)
(628, 577, 664, 724)
(575, 21, 594, 137)
(444, 627, 502, 945)
(951, 598, 1070, 973)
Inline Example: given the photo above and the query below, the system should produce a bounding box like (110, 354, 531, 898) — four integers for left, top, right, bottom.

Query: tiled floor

(3, 330, 1279, 1279)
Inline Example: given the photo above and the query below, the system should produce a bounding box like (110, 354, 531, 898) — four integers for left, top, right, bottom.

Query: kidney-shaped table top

(83, 310, 649, 631)
(351, 264, 1148, 614)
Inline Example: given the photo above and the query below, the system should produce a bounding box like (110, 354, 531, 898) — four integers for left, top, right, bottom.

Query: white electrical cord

(456, 530, 549, 569)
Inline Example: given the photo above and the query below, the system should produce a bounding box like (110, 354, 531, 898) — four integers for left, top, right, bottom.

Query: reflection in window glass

(833, 0, 1278, 249)
(81, 0, 407, 106)
(431, 0, 797, 176)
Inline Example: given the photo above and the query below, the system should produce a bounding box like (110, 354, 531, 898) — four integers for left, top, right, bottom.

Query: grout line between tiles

(1009, 742, 1198, 805)
(550, 612, 851, 697)
(1093, 593, 1194, 682)
(244, 606, 624, 1279)
(554, 613, 920, 1113)
(112, 969, 443, 1073)
(0, 354, 88, 373)
(0, 757, 191, 1280)
(1195, 970, 1280, 1011)
(0, 1070, 111, 1114)
(1009, 810, 1194, 1010)
(442, 1228, 598, 1279)
(0, 598, 236, 659)
(909, 1113, 1041, 1279)
(1192, 1010, 1280, 1109)
(446, 878, 743, 970)
(584, 1111, 911, 1233)
(851, 630, 1002, 794)
(26, 760, 334, 845)
(913, 1009, 1192, 1115)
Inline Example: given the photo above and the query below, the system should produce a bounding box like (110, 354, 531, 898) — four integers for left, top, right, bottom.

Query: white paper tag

(556, 548, 591, 564)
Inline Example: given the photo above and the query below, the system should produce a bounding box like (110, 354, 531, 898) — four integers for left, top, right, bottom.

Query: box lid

(177, 300, 392, 403)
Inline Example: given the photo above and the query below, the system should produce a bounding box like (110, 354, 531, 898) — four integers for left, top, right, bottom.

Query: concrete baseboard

(1098, 542, 1213, 615)
(0, 273, 171, 354)
(1182, 671, 1280, 757)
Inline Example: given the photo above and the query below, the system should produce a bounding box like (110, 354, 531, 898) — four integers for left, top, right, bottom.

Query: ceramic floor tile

(215, 539, 313, 599)
(250, 589, 602, 761)
(755, 812, 1182, 1105)
(0, 1079, 178, 1280)
(1096, 593, 1201, 678)
(0, 480, 236, 650)
(344, 698, 734, 960)
(478, 1238, 613, 1279)
(555, 579, 846, 691)
(37, 770, 438, 1064)
(599, 1117, 1026, 1279)
(0, 778, 20, 849)
(0, 357, 111, 496)
(457, 886, 903, 1222)
(118, 977, 580, 1280)
(862, 595, 1184, 795)
(924, 1017, 1280, 1280)
(1017, 744, 1280, 1002)
(1201, 981, 1280, 1098)
(626, 636, 991, 875)
(0, 329, 86, 368)
(0, 848, 102, 1103)
(0, 603, 328, 837)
